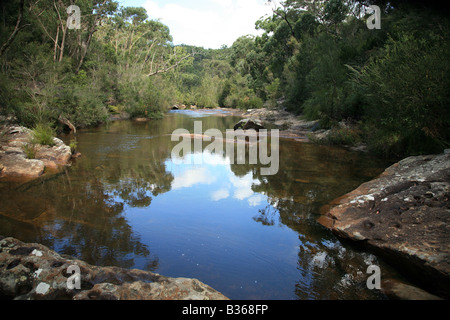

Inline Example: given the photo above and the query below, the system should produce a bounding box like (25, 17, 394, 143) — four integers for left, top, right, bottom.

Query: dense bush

(232, 1, 450, 158)
(355, 33, 450, 156)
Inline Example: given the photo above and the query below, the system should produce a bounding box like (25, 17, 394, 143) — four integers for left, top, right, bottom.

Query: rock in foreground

(319, 152, 450, 298)
(0, 236, 229, 300)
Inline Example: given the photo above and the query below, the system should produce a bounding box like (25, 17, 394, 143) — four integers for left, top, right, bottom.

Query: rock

(0, 125, 72, 180)
(381, 279, 443, 300)
(34, 138, 72, 165)
(0, 153, 45, 178)
(133, 117, 150, 122)
(73, 278, 225, 300)
(240, 108, 318, 141)
(0, 236, 229, 300)
(319, 152, 450, 298)
(233, 118, 265, 131)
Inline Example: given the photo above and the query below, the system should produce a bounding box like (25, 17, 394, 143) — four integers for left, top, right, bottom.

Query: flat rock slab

(0, 236, 229, 300)
(319, 152, 450, 298)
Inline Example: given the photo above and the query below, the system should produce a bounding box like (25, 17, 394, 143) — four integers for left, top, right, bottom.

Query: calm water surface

(0, 110, 396, 299)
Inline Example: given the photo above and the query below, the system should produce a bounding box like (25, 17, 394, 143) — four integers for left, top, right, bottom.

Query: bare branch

(148, 53, 193, 77)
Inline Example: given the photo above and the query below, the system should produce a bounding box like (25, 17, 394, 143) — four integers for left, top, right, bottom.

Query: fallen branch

(58, 115, 76, 134)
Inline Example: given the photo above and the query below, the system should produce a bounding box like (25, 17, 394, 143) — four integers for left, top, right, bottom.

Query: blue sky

(117, 0, 275, 49)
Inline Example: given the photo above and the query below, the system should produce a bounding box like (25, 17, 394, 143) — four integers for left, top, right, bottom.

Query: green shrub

(325, 126, 362, 146)
(31, 123, 56, 146)
(69, 139, 78, 154)
(237, 96, 263, 110)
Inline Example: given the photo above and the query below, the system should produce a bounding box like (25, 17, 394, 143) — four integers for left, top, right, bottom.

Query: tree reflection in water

(0, 114, 395, 299)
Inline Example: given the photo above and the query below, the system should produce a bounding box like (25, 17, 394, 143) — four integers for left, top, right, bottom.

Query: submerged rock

(319, 152, 450, 298)
(0, 236, 229, 300)
(381, 279, 443, 300)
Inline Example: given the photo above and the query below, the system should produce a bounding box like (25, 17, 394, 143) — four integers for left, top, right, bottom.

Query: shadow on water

(0, 111, 397, 299)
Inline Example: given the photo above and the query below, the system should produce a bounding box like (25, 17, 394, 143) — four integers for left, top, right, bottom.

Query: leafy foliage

(231, 0, 450, 158)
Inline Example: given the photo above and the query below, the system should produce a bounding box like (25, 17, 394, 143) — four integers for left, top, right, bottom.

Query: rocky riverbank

(241, 108, 316, 142)
(0, 124, 74, 181)
(240, 108, 368, 152)
(318, 151, 450, 299)
(0, 236, 229, 300)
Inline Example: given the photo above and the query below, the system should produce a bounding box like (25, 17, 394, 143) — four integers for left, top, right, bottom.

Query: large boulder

(0, 236, 229, 300)
(0, 154, 45, 178)
(318, 152, 450, 298)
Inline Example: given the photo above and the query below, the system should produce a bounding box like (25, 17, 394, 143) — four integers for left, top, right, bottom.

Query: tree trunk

(58, 24, 67, 62)
(53, 24, 60, 61)
(0, 0, 25, 57)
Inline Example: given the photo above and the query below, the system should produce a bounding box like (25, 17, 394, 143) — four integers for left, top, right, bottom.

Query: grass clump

(31, 123, 56, 146)
(22, 143, 37, 159)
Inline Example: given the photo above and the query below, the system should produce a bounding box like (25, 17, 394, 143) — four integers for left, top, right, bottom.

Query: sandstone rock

(381, 279, 443, 300)
(34, 138, 72, 165)
(0, 237, 229, 300)
(319, 152, 450, 298)
(73, 278, 226, 300)
(0, 125, 72, 181)
(241, 108, 317, 141)
(134, 117, 150, 122)
(0, 153, 45, 178)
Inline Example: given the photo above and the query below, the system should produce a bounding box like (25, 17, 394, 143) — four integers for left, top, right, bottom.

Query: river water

(0, 110, 397, 299)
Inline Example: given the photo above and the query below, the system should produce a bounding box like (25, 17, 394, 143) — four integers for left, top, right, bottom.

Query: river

(0, 110, 398, 299)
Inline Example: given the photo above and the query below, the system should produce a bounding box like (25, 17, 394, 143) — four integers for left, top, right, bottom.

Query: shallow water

(0, 111, 396, 299)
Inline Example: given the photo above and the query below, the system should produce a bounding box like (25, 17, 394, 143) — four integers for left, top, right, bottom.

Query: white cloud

(248, 194, 264, 207)
(230, 172, 261, 203)
(172, 167, 215, 189)
(142, 0, 272, 49)
(210, 0, 233, 7)
(211, 188, 230, 201)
